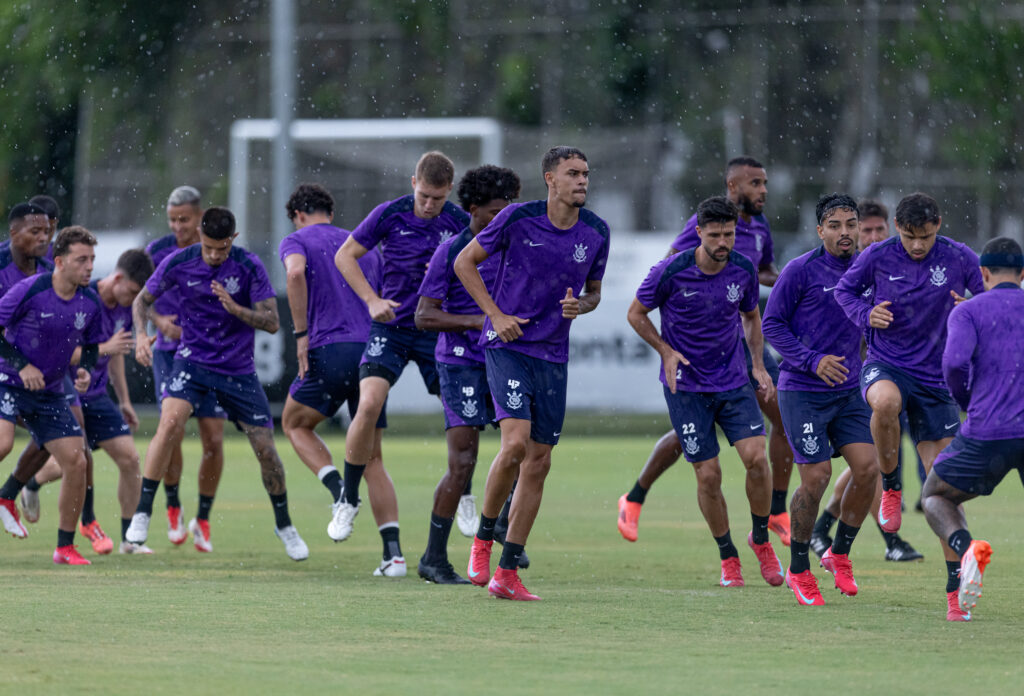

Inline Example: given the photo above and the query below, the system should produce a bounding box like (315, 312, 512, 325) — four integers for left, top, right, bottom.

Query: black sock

(714, 531, 738, 560)
(626, 480, 648, 504)
(790, 540, 811, 574)
(380, 524, 401, 560)
(948, 529, 973, 558)
(831, 521, 860, 556)
(269, 492, 291, 528)
(946, 560, 961, 593)
(881, 466, 902, 492)
(751, 514, 770, 545)
(165, 483, 181, 509)
(197, 494, 214, 521)
(342, 461, 364, 506)
(462, 478, 472, 496)
(881, 529, 897, 547)
(498, 541, 525, 570)
(424, 513, 453, 563)
(57, 528, 75, 548)
(814, 510, 837, 537)
(25, 476, 41, 492)
(319, 468, 343, 503)
(0, 474, 26, 500)
(137, 477, 160, 516)
(121, 517, 131, 541)
(476, 514, 497, 542)
(80, 486, 96, 525)
(770, 489, 787, 516)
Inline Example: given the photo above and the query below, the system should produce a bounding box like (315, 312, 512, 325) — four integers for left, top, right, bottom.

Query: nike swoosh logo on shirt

(527, 241, 543, 247)
(40, 312, 54, 318)
(399, 230, 415, 236)
(888, 275, 905, 281)
(187, 280, 202, 287)
(822, 286, 837, 292)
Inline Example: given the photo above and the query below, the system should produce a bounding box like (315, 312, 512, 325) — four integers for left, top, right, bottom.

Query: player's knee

(801, 464, 832, 497)
(0, 438, 13, 461)
(693, 462, 723, 491)
(868, 391, 901, 418)
(451, 447, 476, 474)
(521, 455, 551, 481)
(499, 438, 528, 466)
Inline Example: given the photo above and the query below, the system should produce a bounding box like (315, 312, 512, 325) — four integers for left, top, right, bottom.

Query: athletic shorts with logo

(485, 348, 566, 446)
(664, 383, 765, 463)
(932, 435, 1024, 496)
(62, 373, 81, 409)
(860, 360, 960, 443)
(153, 348, 225, 419)
(162, 359, 272, 429)
(778, 388, 873, 465)
(439, 361, 494, 429)
(0, 384, 82, 445)
(290, 341, 386, 428)
(80, 393, 132, 450)
(358, 321, 440, 394)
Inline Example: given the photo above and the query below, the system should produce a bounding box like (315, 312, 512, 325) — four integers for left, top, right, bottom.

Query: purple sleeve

(0, 280, 30, 326)
(278, 235, 304, 264)
(360, 247, 383, 294)
(145, 251, 176, 301)
(942, 304, 976, 410)
(740, 265, 759, 313)
(247, 254, 276, 303)
(761, 227, 775, 267)
(962, 247, 984, 296)
(669, 215, 699, 252)
(762, 263, 822, 374)
(835, 250, 876, 328)
(350, 201, 390, 251)
(418, 244, 449, 300)
(83, 306, 106, 344)
(587, 233, 610, 282)
(635, 259, 670, 309)
(475, 205, 515, 257)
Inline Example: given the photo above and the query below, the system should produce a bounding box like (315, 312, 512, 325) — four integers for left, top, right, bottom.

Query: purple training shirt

(146, 234, 186, 352)
(670, 212, 774, 271)
(82, 279, 133, 400)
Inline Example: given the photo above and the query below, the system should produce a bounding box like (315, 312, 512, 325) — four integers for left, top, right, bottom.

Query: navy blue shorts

(63, 374, 81, 409)
(289, 342, 387, 428)
(80, 394, 132, 450)
(485, 348, 566, 446)
(663, 383, 765, 463)
(0, 385, 82, 445)
(860, 360, 960, 443)
(153, 348, 225, 419)
(358, 322, 440, 394)
(163, 359, 272, 429)
(743, 341, 781, 388)
(439, 361, 494, 430)
(932, 435, 1024, 496)
(778, 388, 873, 464)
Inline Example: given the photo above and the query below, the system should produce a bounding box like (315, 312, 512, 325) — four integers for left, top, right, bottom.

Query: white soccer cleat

(125, 512, 151, 544)
(959, 540, 992, 612)
(119, 540, 154, 554)
(327, 497, 360, 542)
(275, 525, 309, 561)
(20, 487, 40, 524)
(188, 518, 213, 552)
(167, 506, 187, 545)
(373, 555, 407, 578)
(0, 498, 28, 538)
(456, 494, 479, 537)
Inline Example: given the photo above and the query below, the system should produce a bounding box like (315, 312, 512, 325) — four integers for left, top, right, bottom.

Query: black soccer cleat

(809, 531, 833, 559)
(885, 535, 924, 562)
(418, 559, 471, 585)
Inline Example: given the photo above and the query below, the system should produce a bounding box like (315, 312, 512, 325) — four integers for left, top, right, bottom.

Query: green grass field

(5, 430, 1023, 695)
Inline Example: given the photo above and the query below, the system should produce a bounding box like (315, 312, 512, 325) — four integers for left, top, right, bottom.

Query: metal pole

(270, 0, 296, 287)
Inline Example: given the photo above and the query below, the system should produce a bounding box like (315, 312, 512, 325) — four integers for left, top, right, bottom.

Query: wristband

(293, 329, 308, 339)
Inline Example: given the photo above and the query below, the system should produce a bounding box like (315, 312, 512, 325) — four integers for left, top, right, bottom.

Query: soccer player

(618, 156, 795, 545)
(762, 194, 877, 605)
(278, 183, 391, 541)
(626, 195, 782, 589)
(0, 226, 105, 565)
(127, 207, 308, 560)
(921, 237, 1024, 621)
(335, 151, 469, 577)
(457, 146, 609, 601)
(146, 186, 226, 551)
(811, 198, 923, 562)
(834, 192, 982, 538)
(415, 164, 521, 584)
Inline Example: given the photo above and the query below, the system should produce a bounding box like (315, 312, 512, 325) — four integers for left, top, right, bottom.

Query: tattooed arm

(211, 282, 280, 334)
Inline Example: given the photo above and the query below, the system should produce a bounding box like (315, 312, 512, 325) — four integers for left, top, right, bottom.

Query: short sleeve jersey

(0, 273, 104, 392)
(671, 212, 774, 270)
(834, 235, 984, 388)
(82, 280, 133, 400)
(0, 245, 53, 299)
(145, 244, 275, 375)
(475, 201, 611, 364)
(278, 223, 381, 349)
(762, 246, 861, 392)
(635, 249, 759, 392)
(418, 227, 501, 366)
(145, 234, 185, 352)
(350, 195, 469, 329)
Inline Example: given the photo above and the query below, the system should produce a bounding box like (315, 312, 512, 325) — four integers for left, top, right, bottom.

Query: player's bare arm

(132, 288, 157, 366)
(414, 295, 484, 332)
(335, 236, 398, 322)
(212, 284, 280, 333)
(283, 253, 311, 378)
(454, 237, 527, 342)
(758, 263, 780, 287)
(626, 297, 689, 394)
(560, 279, 602, 319)
(741, 306, 775, 400)
(109, 353, 139, 430)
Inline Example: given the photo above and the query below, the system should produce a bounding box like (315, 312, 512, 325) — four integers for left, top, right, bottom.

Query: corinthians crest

(573, 243, 588, 263)
(439, 230, 453, 243)
(461, 399, 478, 418)
(74, 311, 87, 330)
(506, 390, 523, 410)
(223, 276, 241, 294)
(929, 265, 947, 287)
(0, 393, 14, 416)
(366, 336, 387, 357)
(683, 436, 699, 456)
(864, 367, 880, 384)
(168, 371, 191, 392)
(802, 435, 820, 456)
(726, 283, 742, 303)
